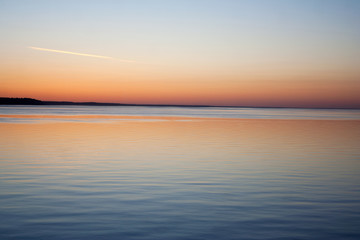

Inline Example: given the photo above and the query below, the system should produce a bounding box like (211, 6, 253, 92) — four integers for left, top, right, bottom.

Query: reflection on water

(1, 117, 360, 239)
(1, 105, 360, 120)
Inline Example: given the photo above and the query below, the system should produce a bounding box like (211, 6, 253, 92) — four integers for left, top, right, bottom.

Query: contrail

(29, 46, 136, 63)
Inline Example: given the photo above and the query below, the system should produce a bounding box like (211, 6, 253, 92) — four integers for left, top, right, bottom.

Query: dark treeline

(0, 97, 124, 106)
(0, 97, 44, 105)
(0, 97, 210, 107)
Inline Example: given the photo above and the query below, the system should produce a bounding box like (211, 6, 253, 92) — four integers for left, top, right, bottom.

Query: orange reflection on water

(1, 119, 359, 170)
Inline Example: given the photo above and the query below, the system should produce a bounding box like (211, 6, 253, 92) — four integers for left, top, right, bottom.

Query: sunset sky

(1, 0, 359, 108)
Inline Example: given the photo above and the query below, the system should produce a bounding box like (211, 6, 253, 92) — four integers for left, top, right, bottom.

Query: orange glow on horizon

(1, 51, 359, 108)
(1, 74, 359, 108)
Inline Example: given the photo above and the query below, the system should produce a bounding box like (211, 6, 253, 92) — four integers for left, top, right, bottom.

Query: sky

(0, 0, 360, 108)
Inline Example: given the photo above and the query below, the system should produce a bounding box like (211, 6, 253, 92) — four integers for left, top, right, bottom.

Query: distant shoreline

(0, 97, 359, 110)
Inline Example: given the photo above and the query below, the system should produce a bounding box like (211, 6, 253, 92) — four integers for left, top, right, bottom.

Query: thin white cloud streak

(28, 46, 136, 63)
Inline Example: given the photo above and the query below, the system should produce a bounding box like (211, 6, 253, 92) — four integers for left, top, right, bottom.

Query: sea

(1, 105, 360, 240)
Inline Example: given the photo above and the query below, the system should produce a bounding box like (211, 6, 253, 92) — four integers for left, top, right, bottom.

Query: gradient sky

(1, 0, 360, 108)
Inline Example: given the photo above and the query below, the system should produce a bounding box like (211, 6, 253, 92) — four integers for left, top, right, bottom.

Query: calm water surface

(1, 106, 360, 239)
(1, 105, 360, 120)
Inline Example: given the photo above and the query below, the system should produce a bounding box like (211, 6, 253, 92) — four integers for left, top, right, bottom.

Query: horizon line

(1, 97, 359, 110)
